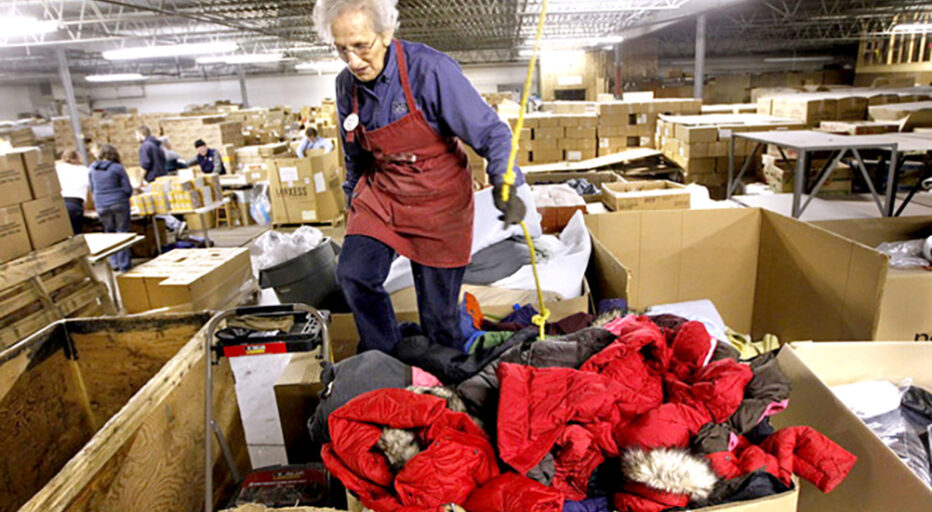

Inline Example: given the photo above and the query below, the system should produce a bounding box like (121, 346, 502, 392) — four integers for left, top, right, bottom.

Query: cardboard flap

(774, 343, 932, 512)
(753, 211, 889, 341)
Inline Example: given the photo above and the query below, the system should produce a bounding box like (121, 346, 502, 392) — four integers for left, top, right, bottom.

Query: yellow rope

(501, 0, 550, 340)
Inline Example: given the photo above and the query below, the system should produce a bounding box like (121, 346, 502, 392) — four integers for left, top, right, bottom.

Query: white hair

(312, 0, 399, 44)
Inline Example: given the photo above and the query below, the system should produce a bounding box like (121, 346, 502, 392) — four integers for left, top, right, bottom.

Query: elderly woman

(314, 0, 526, 353)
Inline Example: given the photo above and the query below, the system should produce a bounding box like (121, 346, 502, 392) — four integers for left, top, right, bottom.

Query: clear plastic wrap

(876, 238, 932, 269)
(249, 183, 272, 226)
(250, 226, 325, 271)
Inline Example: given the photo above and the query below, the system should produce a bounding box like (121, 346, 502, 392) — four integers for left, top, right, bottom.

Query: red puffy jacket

(322, 389, 499, 512)
(496, 363, 622, 500)
(707, 426, 857, 493)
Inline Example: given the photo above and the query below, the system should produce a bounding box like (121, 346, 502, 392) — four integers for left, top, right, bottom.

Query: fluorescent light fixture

(295, 59, 345, 73)
(893, 23, 932, 33)
(197, 53, 284, 64)
(86, 73, 148, 83)
(763, 56, 833, 63)
(103, 41, 238, 60)
(0, 15, 58, 38)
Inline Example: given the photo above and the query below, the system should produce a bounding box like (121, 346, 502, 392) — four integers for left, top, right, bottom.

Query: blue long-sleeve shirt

(336, 39, 523, 201)
(88, 160, 133, 209)
(138, 135, 166, 183)
(296, 136, 335, 158)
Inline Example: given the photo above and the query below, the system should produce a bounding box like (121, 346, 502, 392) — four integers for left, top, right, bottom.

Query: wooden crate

(0, 236, 115, 350)
(0, 313, 247, 512)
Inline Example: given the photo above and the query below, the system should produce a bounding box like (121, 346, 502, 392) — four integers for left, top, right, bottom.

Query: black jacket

(139, 135, 167, 182)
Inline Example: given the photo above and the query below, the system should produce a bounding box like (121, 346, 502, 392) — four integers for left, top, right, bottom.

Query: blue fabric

(336, 39, 523, 202)
(462, 330, 486, 354)
(597, 298, 628, 315)
(501, 303, 538, 327)
(138, 136, 166, 182)
(89, 160, 133, 209)
(196, 148, 225, 174)
(97, 202, 132, 271)
(562, 497, 610, 512)
(297, 136, 335, 158)
(337, 234, 465, 353)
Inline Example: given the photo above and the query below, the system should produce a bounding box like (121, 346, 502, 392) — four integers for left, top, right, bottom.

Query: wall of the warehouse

(0, 85, 37, 119)
(86, 63, 532, 113)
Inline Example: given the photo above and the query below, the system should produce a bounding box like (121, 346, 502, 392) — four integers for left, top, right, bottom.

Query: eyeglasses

(334, 37, 380, 59)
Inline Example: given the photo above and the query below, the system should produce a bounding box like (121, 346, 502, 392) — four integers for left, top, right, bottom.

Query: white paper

(314, 172, 326, 193)
(278, 166, 298, 183)
(301, 210, 317, 221)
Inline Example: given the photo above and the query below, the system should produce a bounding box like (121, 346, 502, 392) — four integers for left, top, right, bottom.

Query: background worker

(296, 126, 335, 157)
(188, 139, 226, 174)
(136, 125, 166, 183)
(159, 136, 188, 174)
(56, 149, 90, 235)
(89, 144, 134, 272)
(314, 0, 526, 354)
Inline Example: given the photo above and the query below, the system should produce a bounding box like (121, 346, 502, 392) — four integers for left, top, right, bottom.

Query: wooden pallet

(0, 236, 116, 350)
(272, 214, 346, 229)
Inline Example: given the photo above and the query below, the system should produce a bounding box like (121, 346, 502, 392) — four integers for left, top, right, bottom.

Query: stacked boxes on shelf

(0, 147, 71, 262)
(760, 152, 854, 196)
(656, 114, 805, 198)
(159, 115, 244, 151)
(757, 87, 932, 126)
(135, 173, 223, 214)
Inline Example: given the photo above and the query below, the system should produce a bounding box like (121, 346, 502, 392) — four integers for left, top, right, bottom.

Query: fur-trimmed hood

(621, 448, 718, 501)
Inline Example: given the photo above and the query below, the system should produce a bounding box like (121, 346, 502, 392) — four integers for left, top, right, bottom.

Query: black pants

(336, 235, 465, 353)
(64, 197, 84, 235)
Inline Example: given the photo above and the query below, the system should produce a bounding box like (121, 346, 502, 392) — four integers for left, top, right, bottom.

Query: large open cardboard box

(774, 342, 932, 512)
(585, 208, 915, 341)
(812, 216, 932, 341)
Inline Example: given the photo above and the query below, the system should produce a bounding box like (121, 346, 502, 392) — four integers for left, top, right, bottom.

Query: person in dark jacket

(188, 139, 226, 174)
(137, 125, 166, 183)
(89, 144, 134, 271)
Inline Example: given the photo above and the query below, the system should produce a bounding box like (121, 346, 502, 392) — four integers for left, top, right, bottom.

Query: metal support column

(694, 14, 706, 100)
(613, 42, 624, 98)
(237, 65, 249, 108)
(55, 49, 88, 165)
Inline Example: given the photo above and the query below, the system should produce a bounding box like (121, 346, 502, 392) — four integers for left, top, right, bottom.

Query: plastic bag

(876, 238, 932, 269)
(249, 183, 272, 226)
(833, 379, 932, 487)
(250, 226, 325, 271)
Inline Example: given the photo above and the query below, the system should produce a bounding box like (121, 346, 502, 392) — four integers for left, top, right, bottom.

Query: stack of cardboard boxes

(756, 88, 932, 126)
(595, 99, 701, 155)
(760, 152, 854, 196)
(132, 173, 223, 215)
(0, 147, 71, 263)
(159, 116, 244, 151)
(117, 247, 253, 313)
(234, 142, 293, 184)
(656, 114, 805, 197)
(266, 148, 346, 225)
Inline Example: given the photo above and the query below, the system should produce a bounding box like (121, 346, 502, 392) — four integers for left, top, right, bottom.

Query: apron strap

(347, 84, 360, 144)
(393, 39, 418, 115)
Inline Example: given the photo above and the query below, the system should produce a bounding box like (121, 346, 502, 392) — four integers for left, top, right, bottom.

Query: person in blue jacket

(296, 126, 335, 157)
(89, 144, 134, 271)
(137, 125, 166, 183)
(188, 139, 226, 174)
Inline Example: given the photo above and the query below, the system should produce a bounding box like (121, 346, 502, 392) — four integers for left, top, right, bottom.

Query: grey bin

(258, 238, 346, 310)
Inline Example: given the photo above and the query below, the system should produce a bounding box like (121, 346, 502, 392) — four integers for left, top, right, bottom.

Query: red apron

(344, 39, 474, 268)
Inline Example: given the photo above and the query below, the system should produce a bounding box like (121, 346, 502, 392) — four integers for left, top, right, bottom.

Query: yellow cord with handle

(501, 0, 550, 340)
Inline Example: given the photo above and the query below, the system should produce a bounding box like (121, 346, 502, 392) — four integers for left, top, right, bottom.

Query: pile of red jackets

(321, 315, 856, 512)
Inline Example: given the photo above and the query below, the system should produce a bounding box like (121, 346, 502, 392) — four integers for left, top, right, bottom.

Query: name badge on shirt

(343, 113, 359, 132)
(392, 101, 409, 115)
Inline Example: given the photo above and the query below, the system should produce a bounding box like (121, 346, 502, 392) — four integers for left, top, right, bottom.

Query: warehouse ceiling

(0, 0, 930, 81)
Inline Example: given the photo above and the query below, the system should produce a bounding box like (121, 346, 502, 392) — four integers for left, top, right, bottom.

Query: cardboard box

(117, 248, 252, 313)
(585, 208, 909, 341)
(6, 147, 60, 199)
(564, 126, 598, 139)
(533, 126, 564, 139)
(274, 353, 326, 464)
(564, 148, 597, 162)
(601, 181, 690, 212)
(533, 149, 564, 163)
(525, 170, 624, 203)
(0, 152, 32, 208)
(267, 150, 345, 224)
(812, 216, 932, 341)
(773, 342, 932, 511)
(0, 204, 31, 263)
(20, 195, 71, 250)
